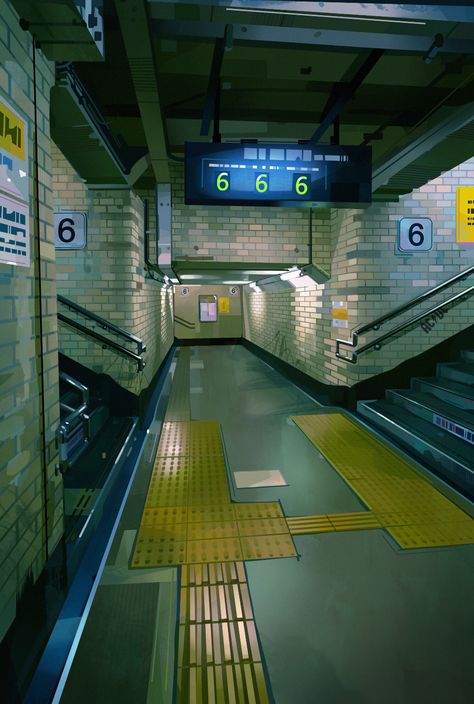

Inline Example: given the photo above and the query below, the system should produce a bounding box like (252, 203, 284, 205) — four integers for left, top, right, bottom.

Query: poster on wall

(456, 187, 474, 245)
(0, 97, 29, 266)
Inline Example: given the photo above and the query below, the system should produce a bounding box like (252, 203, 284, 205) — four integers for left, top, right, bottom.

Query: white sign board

(398, 218, 432, 252)
(54, 212, 87, 249)
(0, 195, 29, 265)
(0, 97, 29, 267)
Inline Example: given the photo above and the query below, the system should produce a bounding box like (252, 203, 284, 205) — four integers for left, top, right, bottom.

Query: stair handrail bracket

(336, 265, 474, 364)
(57, 295, 146, 372)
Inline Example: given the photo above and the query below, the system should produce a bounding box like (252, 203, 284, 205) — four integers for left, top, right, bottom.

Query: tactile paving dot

(240, 534, 297, 560)
(237, 518, 289, 537)
(233, 502, 284, 520)
(438, 520, 474, 543)
(187, 505, 236, 523)
(386, 524, 454, 549)
(186, 538, 243, 564)
(146, 488, 189, 507)
(138, 522, 187, 541)
(142, 506, 188, 526)
(132, 535, 187, 567)
(187, 520, 239, 540)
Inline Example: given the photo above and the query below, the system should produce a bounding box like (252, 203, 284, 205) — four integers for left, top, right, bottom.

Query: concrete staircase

(357, 349, 474, 498)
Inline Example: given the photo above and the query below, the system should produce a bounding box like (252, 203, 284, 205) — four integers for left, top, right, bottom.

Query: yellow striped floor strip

(177, 562, 269, 703)
(291, 412, 474, 549)
(287, 512, 382, 536)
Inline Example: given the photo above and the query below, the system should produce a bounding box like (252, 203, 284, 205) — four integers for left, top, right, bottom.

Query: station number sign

(54, 212, 87, 249)
(398, 218, 432, 252)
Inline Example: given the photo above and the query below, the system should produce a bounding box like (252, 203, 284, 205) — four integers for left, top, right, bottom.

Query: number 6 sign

(398, 217, 432, 252)
(54, 212, 87, 249)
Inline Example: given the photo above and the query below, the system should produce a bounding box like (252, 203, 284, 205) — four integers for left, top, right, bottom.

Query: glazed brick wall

(0, 2, 63, 641)
(53, 145, 174, 395)
(244, 158, 474, 387)
(169, 162, 310, 264)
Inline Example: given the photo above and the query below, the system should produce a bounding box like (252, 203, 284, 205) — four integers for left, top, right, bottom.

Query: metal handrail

(336, 265, 474, 363)
(57, 295, 146, 355)
(59, 372, 89, 427)
(58, 313, 146, 371)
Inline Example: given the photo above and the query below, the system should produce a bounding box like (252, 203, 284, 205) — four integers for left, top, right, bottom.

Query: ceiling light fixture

(225, 7, 427, 26)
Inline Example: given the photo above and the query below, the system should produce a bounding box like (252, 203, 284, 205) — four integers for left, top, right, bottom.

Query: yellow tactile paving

(237, 518, 289, 537)
(292, 412, 474, 549)
(131, 420, 297, 568)
(176, 562, 270, 704)
(241, 534, 297, 560)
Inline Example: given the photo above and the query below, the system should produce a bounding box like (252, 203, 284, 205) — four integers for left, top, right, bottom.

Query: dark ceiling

(43, 1, 474, 198)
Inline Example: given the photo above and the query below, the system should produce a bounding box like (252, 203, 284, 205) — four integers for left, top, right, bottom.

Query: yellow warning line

(291, 413, 474, 549)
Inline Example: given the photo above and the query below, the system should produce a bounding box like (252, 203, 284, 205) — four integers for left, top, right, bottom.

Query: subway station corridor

(1, 2, 474, 703)
(50, 345, 473, 704)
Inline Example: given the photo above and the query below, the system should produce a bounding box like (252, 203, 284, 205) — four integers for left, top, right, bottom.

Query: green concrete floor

(190, 344, 474, 704)
(56, 344, 474, 704)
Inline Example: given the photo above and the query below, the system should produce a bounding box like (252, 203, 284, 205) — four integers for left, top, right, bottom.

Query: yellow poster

(0, 99, 26, 160)
(218, 297, 230, 313)
(456, 186, 474, 244)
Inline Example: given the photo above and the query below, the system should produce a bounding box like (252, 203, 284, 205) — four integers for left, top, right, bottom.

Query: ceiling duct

(115, 0, 170, 183)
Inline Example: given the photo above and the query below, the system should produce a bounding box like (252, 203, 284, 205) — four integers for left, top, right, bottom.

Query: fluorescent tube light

(225, 7, 426, 25)
(280, 267, 301, 281)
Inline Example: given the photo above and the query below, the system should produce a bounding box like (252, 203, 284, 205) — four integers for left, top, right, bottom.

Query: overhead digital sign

(185, 142, 372, 207)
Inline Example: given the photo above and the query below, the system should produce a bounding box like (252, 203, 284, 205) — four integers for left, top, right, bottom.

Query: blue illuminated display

(185, 142, 372, 206)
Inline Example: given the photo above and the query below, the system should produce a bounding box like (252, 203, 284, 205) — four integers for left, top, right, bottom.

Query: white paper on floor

(233, 470, 288, 489)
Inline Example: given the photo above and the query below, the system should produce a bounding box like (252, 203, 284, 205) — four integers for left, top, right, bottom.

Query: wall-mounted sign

(456, 187, 474, 245)
(398, 218, 432, 252)
(180, 287, 190, 296)
(229, 286, 239, 295)
(218, 297, 230, 313)
(0, 195, 29, 266)
(332, 300, 348, 328)
(185, 142, 372, 207)
(0, 97, 29, 267)
(54, 212, 87, 249)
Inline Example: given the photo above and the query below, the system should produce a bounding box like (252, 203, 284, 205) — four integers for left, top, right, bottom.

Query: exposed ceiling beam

(115, 0, 170, 183)
(152, 19, 474, 54)
(310, 49, 384, 144)
(147, 2, 474, 24)
(372, 100, 474, 192)
(200, 36, 226, 136)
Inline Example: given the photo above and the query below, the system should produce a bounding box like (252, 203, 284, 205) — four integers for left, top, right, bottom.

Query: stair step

(413, 376, 474, 411)
(460, 350, 474, 363)
(357, 399, 474, 496)
(437, 362, 474, 385)
(387, 389, 474, 440)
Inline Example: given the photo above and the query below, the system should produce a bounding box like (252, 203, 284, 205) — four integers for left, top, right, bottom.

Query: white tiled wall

(53, 145, 174, 394)
(244, 158, 474, 387)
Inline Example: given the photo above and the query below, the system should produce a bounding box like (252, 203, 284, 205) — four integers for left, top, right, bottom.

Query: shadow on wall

(269, 329, 305, 371)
